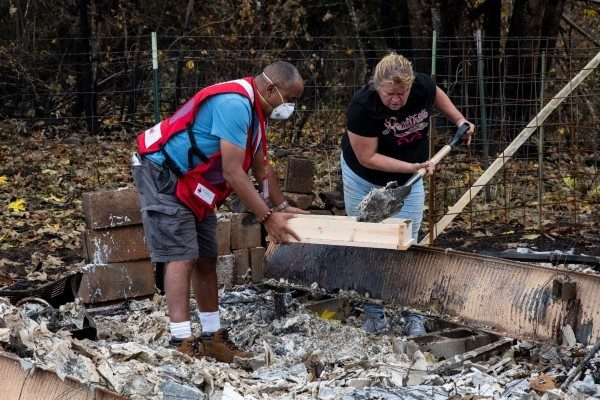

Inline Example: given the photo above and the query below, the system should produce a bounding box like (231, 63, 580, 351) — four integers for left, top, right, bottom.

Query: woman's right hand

(263, 212, 300, 245)
(415, 161, 436, 176)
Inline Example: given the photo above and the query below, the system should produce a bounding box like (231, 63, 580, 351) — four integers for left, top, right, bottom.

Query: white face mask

(262, 72, 296, 120)
(270, 102, 295, 119)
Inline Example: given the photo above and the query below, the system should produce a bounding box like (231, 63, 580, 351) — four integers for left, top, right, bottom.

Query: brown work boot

(201, 329, 251, 363)
(171, 336, 206, 358)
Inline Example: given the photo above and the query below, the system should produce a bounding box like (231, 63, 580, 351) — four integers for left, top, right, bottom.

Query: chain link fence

(1, 32, 598, 242)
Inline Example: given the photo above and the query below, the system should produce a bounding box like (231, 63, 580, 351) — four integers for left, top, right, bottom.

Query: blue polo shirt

(146, 93, 260, 173)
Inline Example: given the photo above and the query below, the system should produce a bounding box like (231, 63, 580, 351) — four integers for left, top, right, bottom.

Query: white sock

(198, 311, 221, 334)
(170, 321, 192, 339)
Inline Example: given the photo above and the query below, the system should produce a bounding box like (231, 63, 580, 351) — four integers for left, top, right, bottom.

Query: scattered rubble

(2, 283, 599, 399)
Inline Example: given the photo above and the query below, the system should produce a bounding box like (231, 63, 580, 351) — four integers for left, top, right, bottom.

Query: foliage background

(0, 1, 599, 278)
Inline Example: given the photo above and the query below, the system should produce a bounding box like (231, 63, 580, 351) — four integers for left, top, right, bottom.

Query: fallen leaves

(8, 198, 26, 212)
(530, 372, 557, 394)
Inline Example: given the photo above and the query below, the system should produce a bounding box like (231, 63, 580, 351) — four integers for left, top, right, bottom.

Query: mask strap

(262, 72, 286, 105)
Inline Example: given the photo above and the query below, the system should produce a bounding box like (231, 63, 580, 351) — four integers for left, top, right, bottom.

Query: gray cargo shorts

(131, 153, 218, 262)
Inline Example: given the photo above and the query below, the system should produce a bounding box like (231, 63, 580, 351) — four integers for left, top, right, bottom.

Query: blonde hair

(370, 52, 414, 90)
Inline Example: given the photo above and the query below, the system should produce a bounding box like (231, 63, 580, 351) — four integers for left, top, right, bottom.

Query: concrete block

(217, 217, 232, 255)
(249, 247, 266, 283)
(233, 248, 250, 284)
(82, 225, 148, 264)
(230, 213, 262, 250)
(83, 187, 142, 230)
(283, 192, 316, 210)
(78, 260, 155, 304)
(216, 254, 235, 289)
(284, 156, 315, 193)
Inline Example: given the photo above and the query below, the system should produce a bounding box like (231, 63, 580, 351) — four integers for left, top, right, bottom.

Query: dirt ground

(0, 131, 598, 290)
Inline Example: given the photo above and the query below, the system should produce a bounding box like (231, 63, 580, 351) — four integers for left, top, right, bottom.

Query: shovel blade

(357, 185, 412, 222)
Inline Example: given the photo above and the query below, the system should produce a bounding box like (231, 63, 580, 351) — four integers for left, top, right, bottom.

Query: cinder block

(217, 217, 232, 255)
(249, 247, 266, 283)
(230, 213, 262, 250)
(283, 192, 316, 210)
(78, 260, 155, 304)
(83, 187, 142, 230)
(216, 254, 235, 289)
(284, 156, 315, 193)
(82, 225, 148, 264)
(233, 248, 250, 284)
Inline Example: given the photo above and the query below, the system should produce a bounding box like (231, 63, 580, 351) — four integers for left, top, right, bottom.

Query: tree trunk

(482, 0, 503, 151)
(405, 0, 432, 72)
(379, 0, 412, 53)
(172, 0, 195, 112)
(127, 1, 147, 121)
(539, 0, 567, 70)
(75, 0, 99, 135)
(504, 0, 546, 124)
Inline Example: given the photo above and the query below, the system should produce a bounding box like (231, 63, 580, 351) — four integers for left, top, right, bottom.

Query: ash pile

(1, 281, 599, 400)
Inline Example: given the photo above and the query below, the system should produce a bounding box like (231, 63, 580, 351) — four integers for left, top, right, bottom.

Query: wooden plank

(0, 353, 126, 400)
(285, 214, 414, 250)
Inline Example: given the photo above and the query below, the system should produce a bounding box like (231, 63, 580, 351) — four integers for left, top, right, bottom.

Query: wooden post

(421, 51, 600, 245)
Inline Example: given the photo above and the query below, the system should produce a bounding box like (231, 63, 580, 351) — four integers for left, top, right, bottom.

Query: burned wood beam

(266, 244, 600, 345)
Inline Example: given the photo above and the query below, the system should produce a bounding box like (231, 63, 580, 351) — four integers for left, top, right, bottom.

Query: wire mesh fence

(1, 32, 598, 240)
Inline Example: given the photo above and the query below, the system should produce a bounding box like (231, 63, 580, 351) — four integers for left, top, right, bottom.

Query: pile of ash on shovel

(1, 282, 599, 399)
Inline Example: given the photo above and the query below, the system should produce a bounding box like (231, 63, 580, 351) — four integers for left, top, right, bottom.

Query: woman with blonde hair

(341, 52, 475, 336)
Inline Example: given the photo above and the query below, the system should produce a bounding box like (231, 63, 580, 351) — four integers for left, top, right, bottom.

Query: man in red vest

(133, 61, 306, 363)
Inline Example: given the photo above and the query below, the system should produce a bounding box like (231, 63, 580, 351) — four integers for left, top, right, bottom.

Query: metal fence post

(538, 51, 546, 232)
(475, 29, 490, 201)
(428, 29, 438, 245)
(151, 32, 160, 124)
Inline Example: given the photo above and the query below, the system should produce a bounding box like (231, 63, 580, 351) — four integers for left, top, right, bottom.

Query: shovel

(357, 123, 470, 222)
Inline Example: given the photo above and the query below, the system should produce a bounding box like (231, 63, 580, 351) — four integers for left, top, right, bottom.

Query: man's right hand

(263, 212, 300, 245)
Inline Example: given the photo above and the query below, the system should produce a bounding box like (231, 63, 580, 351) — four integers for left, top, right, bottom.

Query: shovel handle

(403, 123, 470, 188)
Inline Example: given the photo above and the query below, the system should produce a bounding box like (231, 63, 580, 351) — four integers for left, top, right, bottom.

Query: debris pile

(1, 283, 599, 399)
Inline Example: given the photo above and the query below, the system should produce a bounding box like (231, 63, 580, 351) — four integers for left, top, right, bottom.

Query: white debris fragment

(1, 286, 598, 399)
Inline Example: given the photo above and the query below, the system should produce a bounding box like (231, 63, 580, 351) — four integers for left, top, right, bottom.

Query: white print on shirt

(382, 109, 429, 137)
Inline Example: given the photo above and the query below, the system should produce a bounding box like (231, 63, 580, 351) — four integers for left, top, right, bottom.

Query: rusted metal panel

(0, 353, 126, 400)
(265, 243, 600, 345)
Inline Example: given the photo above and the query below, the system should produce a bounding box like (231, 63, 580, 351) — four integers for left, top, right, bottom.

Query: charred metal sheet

(265, 244, 600, 345)
(429, 338, 514, 373)
(481, 250, 600, 267)
(0, 272, 82, 308)
(411, 328, 494, 360)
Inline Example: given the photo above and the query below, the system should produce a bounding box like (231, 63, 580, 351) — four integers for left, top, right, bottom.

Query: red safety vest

(137, 77, 268, 221)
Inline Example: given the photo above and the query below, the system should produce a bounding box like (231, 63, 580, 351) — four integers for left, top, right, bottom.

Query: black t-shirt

(342, 72, 437, 186)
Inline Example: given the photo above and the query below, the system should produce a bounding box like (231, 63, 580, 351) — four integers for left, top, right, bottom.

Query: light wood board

(282, 214, 414, 250)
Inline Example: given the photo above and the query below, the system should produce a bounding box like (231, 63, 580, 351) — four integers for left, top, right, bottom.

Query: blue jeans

(341, 154, 424, 240)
